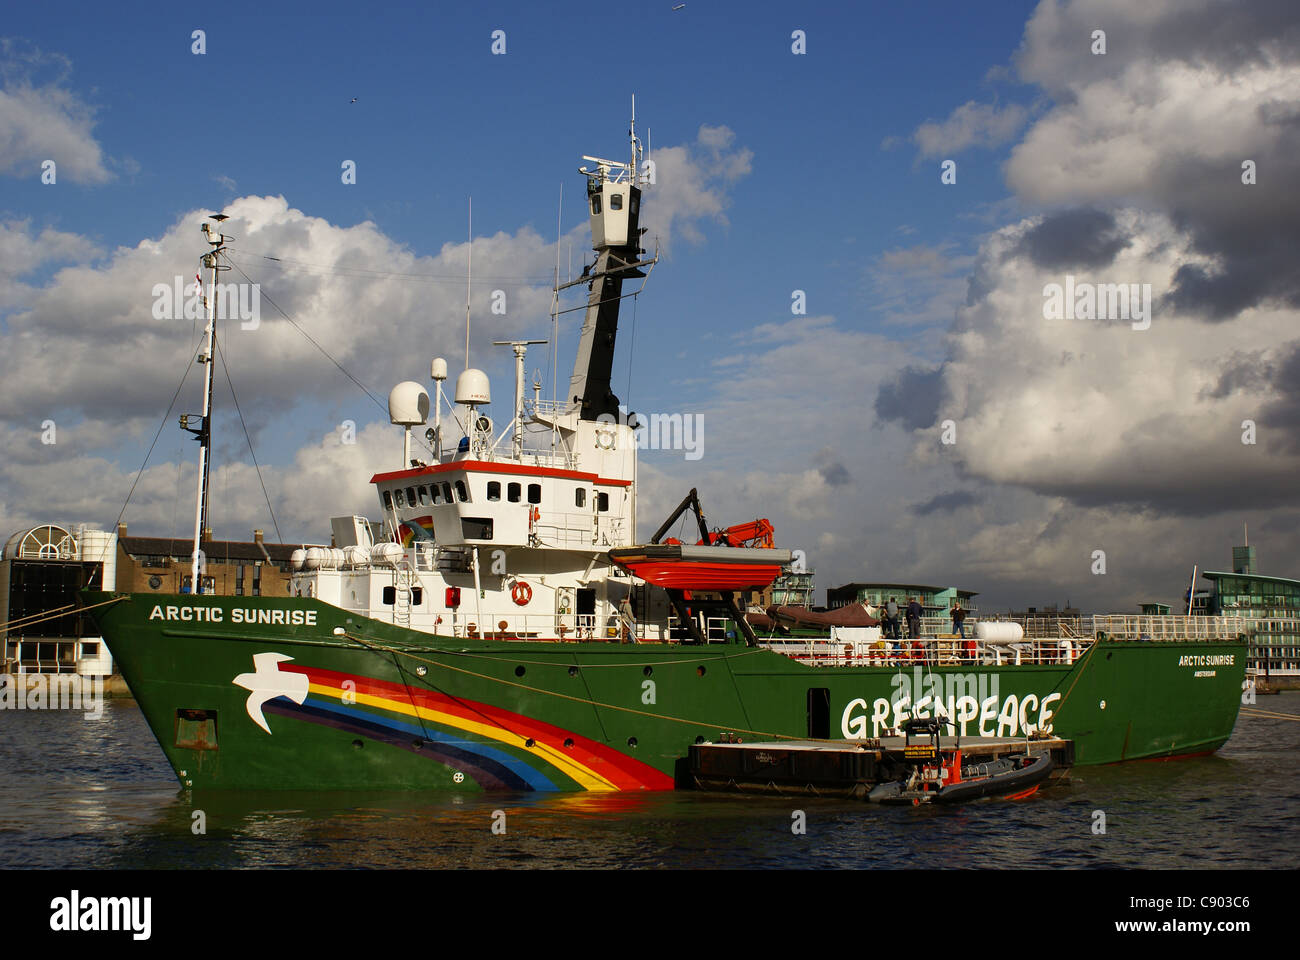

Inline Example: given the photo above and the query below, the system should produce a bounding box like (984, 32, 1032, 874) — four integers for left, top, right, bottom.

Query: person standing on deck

(619, 593, 636, 644)
(906, 597, 923, 640)
(885, 597, 900, 641)
(950, 601, 967, 638)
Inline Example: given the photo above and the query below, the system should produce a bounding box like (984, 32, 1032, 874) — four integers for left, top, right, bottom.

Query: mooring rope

(0, 596, 126, 634)
(1241, 706, 1300, 722)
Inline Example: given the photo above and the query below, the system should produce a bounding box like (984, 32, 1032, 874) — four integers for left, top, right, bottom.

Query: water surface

(2, 695, 1296, 869)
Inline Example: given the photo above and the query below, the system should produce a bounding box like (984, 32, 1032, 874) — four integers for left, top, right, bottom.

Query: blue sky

(4, 1, 1298, 610)
(5, 0, 1035, 346)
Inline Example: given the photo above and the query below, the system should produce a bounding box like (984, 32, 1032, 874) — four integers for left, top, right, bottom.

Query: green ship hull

(87, 592, 1247, 792)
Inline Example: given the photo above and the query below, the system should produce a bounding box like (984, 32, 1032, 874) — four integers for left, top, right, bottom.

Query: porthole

(525, 738, 536, 748)
(568, 666, 579, 677)
(643, 666, 653, 677)
(515, 665, 526, 677)
(352, 739, 364, 750)
(627, 737, 638, 748)
(697, 666, 706, 677)
(564, 738, 575, 748)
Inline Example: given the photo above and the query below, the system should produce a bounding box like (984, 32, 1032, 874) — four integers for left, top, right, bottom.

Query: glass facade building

(1195, 544, 1300, 677)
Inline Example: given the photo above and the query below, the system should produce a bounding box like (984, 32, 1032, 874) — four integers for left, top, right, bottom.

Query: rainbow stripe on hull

(268, 664, 673, 792)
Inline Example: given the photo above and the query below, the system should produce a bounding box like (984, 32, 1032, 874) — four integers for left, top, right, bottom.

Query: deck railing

(758, 636, 1093, 668)
(914, 614, 1251, 641)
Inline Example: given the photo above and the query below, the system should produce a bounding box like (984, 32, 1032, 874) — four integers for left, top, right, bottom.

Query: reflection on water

(1, 697, 1297, 868)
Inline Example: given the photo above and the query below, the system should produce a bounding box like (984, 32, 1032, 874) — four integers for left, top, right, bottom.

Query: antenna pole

(189, 217, 230, 594)
(552, 183, 563, 411)
(494, 340, 549, 459)
(465, 197, 472, 369)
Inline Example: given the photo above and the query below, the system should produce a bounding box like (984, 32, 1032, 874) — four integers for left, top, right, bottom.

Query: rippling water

(2, 695, 1297, 869)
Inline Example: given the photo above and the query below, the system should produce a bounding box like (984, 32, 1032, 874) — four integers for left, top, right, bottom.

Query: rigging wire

(224, 257, 387, 414)
(625, 293, 638, 411)
(111, 341, 200, 533)
(241, 251, 552, 286)
(225, 255, 442, 461)
(214, 336, 284, 544)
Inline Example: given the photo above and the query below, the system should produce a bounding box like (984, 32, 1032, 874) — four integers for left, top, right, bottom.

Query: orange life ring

(511, 581, 532, 605)
(529, 506, 540, 524)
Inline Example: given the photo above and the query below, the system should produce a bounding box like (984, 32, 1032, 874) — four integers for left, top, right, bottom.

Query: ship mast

(183, 215, 231, 594)
(493, 339, 549, 458)
(563, 102, 656, 421)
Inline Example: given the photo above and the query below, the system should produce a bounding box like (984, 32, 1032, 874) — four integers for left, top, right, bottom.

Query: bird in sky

(672, 3, 685, 9)
(351, 97, 358, 103)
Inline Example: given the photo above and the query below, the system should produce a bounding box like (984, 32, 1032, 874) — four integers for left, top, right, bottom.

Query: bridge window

(527, 483, 542, 504)
(431, 484, 442, 504)
(597, 492, 609, 512)
(487, 481, 501, 501)
(455, 480, 469, 502)
(418, 485, 429, 506)
(590, 195, 602, 215)
(406, 487, 417, 506)
(412, 587, 423, 605)
(508, 482, 521, 503)
(382, 490, 393, 510)
(394, 488, 406, 507)
(462, 517, 494, 540)
(575, 488, 585, 508)
(441, 482, 453, 503)
(610, 193, 623, 211)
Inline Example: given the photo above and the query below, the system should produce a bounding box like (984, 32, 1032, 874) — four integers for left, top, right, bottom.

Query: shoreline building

(827, 582, 978, 620)
(114, 524, 297, 598)
(3, 522, 305, 679)
(744, 563, 816, 610)
(1, 524, 116, 677)
(1192, 542, 1300, 680)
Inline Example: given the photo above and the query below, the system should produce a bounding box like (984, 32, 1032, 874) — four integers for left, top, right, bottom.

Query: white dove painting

(232, 653, 311, 734)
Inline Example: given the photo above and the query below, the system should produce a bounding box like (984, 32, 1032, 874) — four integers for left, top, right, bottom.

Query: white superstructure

(291, 128, 672, 642)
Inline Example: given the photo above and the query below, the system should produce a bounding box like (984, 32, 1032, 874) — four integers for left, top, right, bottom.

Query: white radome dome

(454, 368, 491, 405)
(389, 381, 430, 426)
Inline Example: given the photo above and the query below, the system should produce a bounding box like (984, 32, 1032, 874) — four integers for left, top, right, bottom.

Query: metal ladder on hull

(394, 561, 413, 627)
